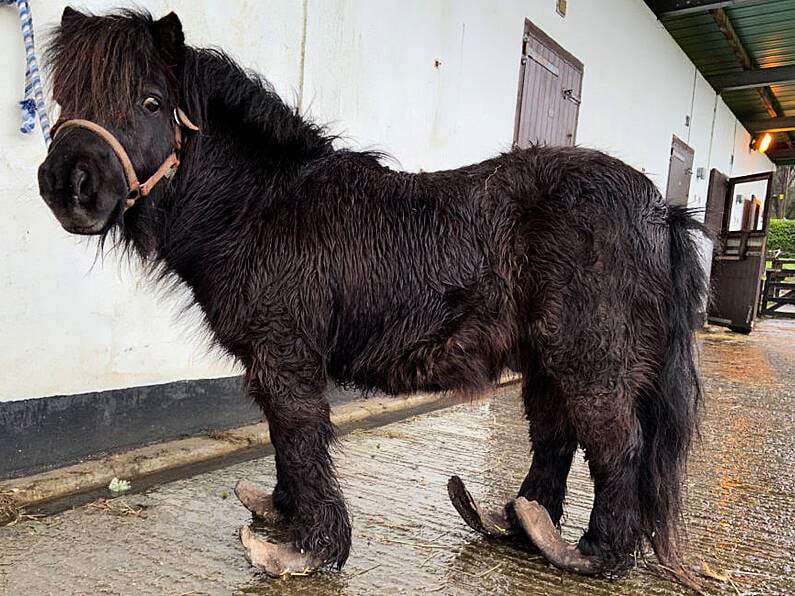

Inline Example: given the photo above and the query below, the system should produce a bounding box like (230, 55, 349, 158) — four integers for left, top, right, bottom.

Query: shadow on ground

(0, 320, 793, 594)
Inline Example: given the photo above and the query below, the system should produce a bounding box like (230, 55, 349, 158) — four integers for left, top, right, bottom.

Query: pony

(37, 7, 707, 583)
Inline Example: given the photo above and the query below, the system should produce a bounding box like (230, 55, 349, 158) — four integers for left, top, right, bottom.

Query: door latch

(562, 89, 581, 105)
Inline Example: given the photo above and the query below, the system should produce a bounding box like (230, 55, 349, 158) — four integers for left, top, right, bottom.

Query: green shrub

(768, 218, 795, 255)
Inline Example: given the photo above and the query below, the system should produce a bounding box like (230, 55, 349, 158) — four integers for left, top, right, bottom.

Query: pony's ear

(152, 12, 185, 67)
(61, 6, 85, 26)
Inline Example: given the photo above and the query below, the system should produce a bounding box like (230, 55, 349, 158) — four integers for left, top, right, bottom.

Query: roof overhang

(645, 0, 795, 165)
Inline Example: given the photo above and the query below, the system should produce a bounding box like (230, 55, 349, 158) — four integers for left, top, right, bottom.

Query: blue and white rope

(5, 0, 51, 145)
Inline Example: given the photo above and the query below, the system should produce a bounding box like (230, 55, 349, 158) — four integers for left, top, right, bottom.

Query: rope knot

(6, 0, 51, 144)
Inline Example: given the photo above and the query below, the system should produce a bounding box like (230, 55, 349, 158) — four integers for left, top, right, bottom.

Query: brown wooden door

(514, 19, 583, 148)
(707, 171, 773, 333)
(704, 169, 729, 238)
(665, 136, 695, 207)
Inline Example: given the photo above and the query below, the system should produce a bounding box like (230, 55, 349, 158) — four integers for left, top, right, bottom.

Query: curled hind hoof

(239, 526, 322, 577)
(234, 479, 283, 524)
(447, 475, 516, 538)
(513, 497, 601, 576)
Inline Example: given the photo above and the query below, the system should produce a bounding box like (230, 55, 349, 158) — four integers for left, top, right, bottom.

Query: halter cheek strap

(53, 107, 199, 211)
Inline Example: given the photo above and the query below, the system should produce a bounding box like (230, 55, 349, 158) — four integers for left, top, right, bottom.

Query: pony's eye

(143, 97, 161, 113)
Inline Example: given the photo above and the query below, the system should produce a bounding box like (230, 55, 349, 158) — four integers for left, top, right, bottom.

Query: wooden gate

(705, 169, 773, 332)
(760, 256, 795, 317)
(514, 19, 583, 148)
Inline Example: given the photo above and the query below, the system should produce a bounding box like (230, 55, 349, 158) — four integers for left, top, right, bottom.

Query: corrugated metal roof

(645, 0, 795, 163)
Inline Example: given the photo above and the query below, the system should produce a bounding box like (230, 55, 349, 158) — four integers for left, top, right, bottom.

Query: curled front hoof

(447, 475, 517, 538)
(239, 526, 323, 577)
(234, 479, 283, 524)
(513, 497, 601, 576)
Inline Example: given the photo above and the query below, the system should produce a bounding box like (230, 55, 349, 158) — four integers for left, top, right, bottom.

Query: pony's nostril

(71, 165, 90, 202)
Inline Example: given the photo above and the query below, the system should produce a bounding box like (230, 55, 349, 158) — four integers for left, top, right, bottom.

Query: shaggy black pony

(37, 8, 707, 583)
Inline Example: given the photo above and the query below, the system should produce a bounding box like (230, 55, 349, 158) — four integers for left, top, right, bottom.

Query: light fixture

(751, 132, 773, 153)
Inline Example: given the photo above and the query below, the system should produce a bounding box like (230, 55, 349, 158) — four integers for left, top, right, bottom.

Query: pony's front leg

(240, 364, 351, 576)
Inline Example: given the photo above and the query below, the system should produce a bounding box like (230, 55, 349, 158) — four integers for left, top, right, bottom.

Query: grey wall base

(1, 378, 368, 480)
(0, 377, 256, 480)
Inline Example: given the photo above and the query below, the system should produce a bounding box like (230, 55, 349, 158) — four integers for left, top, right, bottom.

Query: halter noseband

(53, 108, 199, 211)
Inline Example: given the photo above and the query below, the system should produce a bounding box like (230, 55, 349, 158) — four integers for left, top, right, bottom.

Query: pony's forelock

(45, 9, 165, 124)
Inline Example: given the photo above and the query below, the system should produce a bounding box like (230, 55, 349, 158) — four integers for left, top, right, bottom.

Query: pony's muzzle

(38, 130, 128, 235)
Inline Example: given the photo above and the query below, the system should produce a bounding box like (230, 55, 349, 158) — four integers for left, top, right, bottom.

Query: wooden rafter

(746, 116, 795, 134)
(708, 65, 795, 92)
(709, 8, 793, 149)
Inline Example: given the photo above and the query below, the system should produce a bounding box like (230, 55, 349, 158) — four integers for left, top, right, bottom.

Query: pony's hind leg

(447, 365, 576, 542)
(515, 371, 577, 528)
(549, 348, 645, 577)
(511, 377, 642, 577)
(511, 296, 648, 576)
(501, 362, 605, 576)
(573, 400, 643, 577)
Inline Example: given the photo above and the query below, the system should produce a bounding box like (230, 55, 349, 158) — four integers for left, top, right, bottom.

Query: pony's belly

(354, 341, 503, 396)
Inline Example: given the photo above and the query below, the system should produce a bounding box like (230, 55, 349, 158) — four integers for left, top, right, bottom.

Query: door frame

(719, 171, 774, 235)
(513, 18, 583, 148)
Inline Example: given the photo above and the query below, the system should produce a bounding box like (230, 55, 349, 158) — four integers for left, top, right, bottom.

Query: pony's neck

(180, 48, 333, 170)
(130, 49, 336, 323)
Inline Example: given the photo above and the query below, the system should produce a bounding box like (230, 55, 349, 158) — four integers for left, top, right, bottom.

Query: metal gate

(705, 169, 773, 332)
(514, 19, 583, 148)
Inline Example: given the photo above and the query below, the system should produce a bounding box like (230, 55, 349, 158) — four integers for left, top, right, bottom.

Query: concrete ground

(0, 320, 793, 595)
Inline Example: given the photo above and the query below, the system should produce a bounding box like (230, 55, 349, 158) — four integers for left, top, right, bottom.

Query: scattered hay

(477, 562, 502, 578)
(698, 560, 729, 582)
(0, 492, 23, 526)
(348, 428, 411, 440)
(419, 551, 440, 568)
(377, 536, 449, 550)
(349, 563, 381, 578)
(87, 498, 148, 518)
(207, 429, 253, 446)
(207, 429, 234, 441)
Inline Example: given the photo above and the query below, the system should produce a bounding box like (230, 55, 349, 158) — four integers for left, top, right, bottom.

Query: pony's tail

(637, 206, 708, 580)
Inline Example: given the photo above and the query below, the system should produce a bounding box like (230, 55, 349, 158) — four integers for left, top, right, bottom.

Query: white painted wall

(0, 0, 774, 402)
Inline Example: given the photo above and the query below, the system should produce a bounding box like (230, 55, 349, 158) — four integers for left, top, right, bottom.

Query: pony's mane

(180, 48, 336, 163)
(45, 9, 164, 123)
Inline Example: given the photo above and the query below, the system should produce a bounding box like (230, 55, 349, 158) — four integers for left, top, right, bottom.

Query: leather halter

(53, 108, 199, 211)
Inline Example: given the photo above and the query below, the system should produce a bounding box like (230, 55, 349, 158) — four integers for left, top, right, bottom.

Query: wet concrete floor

(0, 320, 793, 595)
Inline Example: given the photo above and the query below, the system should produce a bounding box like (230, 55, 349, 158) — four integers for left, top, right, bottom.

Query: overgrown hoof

(447, 475, 517, 538)
(234, 479, 283, 524)
(239, 526, 322, 577)
(513, 497, 601, 576)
